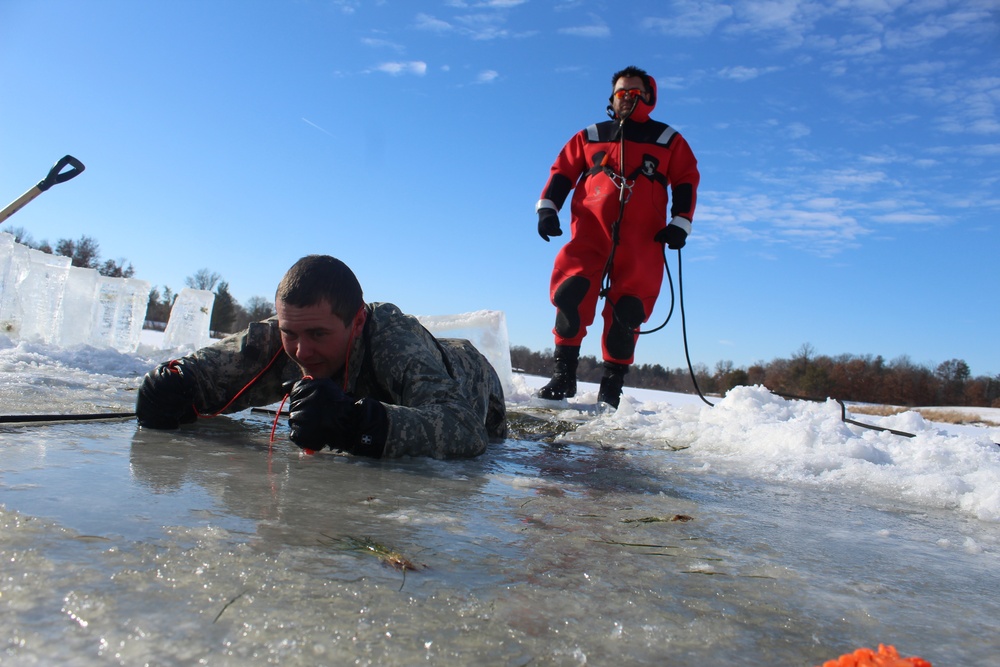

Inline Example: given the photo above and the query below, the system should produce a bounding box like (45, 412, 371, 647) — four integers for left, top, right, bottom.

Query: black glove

(136, 360, 198, 429)
(537, 208, 562, 242)
(286, 377, 389, 457)
(654, 223, 688, 250)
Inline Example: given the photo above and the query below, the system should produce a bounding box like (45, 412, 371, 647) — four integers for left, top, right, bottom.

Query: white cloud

(373, 61, 428, 76)
(724, 0, 824, 48)
(819, 168, 889, 190)
(559, 24, 610, 37)
(447, 0, 527, 6)
(696, 190, 870, 256)
(802, 197, 841, 210)
(691, 145, 964, 256)
(454, 13, 512, 40)
(476, 70, 499, 83)
(925, 75, 1000, 136)
(415, 13, 452, 32)
(419, 3, 532, 40)
(558, 14, 610, 38)
(899, 60, 949, 77)
(360, 37, 404, 51)
(871, 212, 945, 224)
(786, 122, 811, 139)
(332, 0, 360, 14)
(718, 65, 781, 82)
(967, 144, 1000, 157)
(643, 2, 734, 38)
(832, 34, 883, 57)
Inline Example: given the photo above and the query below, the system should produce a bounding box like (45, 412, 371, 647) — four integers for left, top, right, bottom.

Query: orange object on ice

(817, 644, 931, 667)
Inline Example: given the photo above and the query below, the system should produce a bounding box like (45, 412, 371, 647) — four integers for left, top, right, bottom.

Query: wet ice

(1, 252, 999, 664)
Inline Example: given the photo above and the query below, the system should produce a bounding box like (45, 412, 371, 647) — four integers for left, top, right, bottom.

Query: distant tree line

(512, 343, 1000, 409)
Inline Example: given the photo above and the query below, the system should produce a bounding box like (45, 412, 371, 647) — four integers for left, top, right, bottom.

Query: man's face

(276, 299, 362, 378)
(612, 75, 648, 119)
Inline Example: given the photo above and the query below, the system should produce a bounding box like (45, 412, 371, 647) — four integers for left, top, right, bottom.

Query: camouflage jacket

(179, 302, 507, 458)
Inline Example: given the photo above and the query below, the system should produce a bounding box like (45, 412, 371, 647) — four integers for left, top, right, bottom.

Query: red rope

(269, 392, 289, 448)
(194, 346, 286, 419)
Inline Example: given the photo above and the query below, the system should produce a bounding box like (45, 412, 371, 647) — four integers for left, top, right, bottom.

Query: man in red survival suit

(535, 65, 700, 408)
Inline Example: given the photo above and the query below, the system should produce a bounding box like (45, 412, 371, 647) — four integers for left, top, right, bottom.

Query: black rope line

(250, 407, 286, 417)
(770, 392, 916, 438)
(672, 249, 924, 438)
(0, 412, 135, 424)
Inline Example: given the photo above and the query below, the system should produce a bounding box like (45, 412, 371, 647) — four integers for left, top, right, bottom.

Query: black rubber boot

(537, 345, 579, 400)
(597, 362, 629, 409)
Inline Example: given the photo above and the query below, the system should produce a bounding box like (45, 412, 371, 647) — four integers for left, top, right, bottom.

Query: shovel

(0, 155, 86, 225)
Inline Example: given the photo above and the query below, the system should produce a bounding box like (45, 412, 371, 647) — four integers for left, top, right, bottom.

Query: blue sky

(2, 0, 997, 378)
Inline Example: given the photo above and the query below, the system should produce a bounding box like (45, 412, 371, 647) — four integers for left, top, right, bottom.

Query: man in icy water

(135, 254, 507, 458)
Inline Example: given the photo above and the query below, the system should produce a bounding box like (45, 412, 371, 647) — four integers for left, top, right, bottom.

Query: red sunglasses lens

(614, 88, 643, 99)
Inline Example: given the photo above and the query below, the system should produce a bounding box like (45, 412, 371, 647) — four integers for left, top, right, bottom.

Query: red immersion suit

(536, 77, 700, 364)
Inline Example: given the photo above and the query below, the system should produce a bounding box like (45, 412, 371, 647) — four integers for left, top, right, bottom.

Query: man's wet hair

(611, 65, 651, 92)
(276, 255, 364, 325)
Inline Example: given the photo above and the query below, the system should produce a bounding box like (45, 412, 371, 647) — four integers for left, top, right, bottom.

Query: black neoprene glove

(286, 377, 389, 457)
(537, 208, 562, 242)
(654, 223, 688, 250)
(136, 360, 198, 429)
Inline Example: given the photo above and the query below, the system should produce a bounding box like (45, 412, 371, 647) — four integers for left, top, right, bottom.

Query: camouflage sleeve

(363, 315, 493, 459)
(180, 318, 298, 415)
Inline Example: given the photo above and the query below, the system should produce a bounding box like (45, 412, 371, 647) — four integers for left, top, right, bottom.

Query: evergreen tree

(210, 281, 238, 335)
(144, 286, 175, 324)
(99, 258, 135, 278)
(54, 236, 101, 269)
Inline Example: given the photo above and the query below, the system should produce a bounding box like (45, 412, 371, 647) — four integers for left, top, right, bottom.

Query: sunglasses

(612, 88, 644, 99)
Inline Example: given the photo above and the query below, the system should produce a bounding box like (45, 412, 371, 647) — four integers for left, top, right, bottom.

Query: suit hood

(608, 74, 657, 123)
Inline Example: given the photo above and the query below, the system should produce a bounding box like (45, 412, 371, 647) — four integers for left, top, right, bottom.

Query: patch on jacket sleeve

(242, 319, 280, 362)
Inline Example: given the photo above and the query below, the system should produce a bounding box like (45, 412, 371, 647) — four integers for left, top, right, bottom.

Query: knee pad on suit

(605, 295, 645, 361)
(552, 276, 591, 339)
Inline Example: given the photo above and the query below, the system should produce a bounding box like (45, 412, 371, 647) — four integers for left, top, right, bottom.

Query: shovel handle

(1, 155, 86, 225)
(37, 155, 85, 192)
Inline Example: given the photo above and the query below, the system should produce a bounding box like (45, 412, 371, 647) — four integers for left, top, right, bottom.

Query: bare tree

(245, 296, 276, 321)
(186, 269, 222, 292)
(5, 226, 34, 246)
